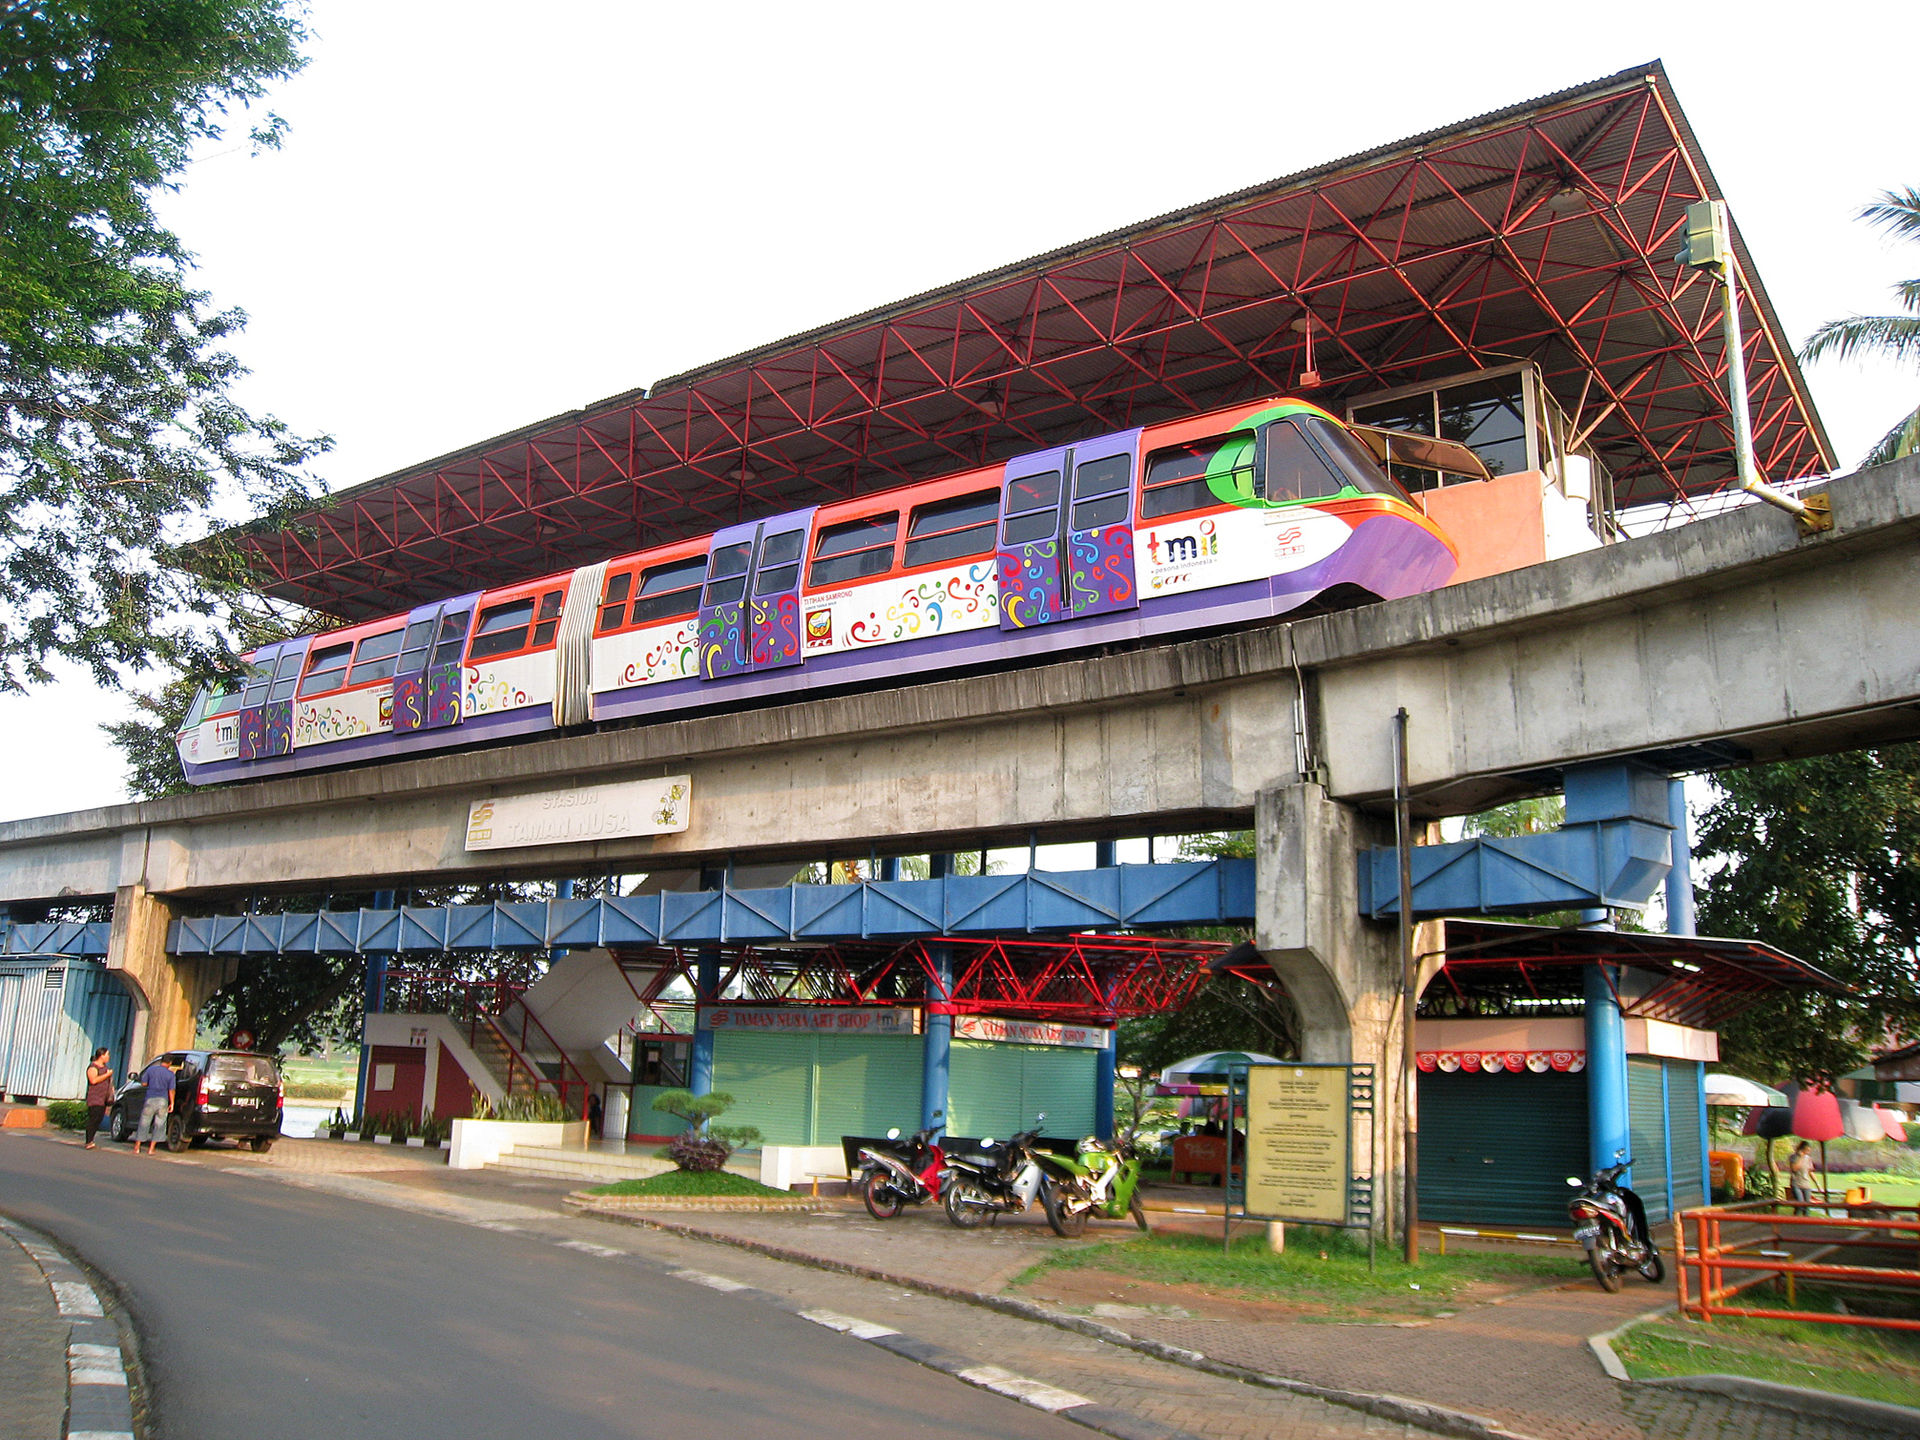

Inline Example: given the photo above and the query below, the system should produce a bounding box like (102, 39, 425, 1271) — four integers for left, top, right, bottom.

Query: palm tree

(1798, 188, 1920, 466)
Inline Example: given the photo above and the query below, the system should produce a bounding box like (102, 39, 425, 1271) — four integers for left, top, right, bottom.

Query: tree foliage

(0, 0, 327, 691)
(1695, 746, 1920, 1085)
(1798, 187, 1920, 467)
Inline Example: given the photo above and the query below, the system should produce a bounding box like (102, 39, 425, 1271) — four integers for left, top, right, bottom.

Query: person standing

(82, 1048, 114, 1149)
(135, 1055, 178, 1157)
(1788, 1140, 1816, 1205)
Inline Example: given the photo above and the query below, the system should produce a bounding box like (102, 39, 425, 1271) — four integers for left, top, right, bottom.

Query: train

(175, 396, 1473, 785)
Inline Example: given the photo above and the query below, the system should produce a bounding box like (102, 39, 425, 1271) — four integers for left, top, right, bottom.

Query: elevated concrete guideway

(2, 453, 1914, 905)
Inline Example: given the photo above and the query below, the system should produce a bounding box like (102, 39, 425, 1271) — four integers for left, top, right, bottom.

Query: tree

(1694, 746, 1920, 1085)
(0, 1, 328, 692)
(1798, 187, 1920, 466)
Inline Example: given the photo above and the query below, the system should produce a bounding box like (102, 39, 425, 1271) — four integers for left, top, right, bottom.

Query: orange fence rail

(1676, 1198, 1920, 1332)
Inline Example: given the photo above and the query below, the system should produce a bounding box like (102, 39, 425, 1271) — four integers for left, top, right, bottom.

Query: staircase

(487, 1144, 676, 1185)
(466, 1012, 557, 1101)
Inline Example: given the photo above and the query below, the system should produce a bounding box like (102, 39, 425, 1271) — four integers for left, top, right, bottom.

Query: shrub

(651, 1089, 762, 1171)
(44, 1100, 87, 1131)
(665, 1132, 733, 1172)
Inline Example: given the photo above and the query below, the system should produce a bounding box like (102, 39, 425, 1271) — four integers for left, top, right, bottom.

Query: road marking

(669, 1268, 750, 1292)
(954, 1363, 1092, 1412)
(472, 1220, 524, 1232)
(556, 1240, 626, 1257)
(798, 1308, 900, 1340)
(1171, 1206, 1208, 1214)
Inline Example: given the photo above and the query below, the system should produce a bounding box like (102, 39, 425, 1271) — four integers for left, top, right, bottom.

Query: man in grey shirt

(135, 1056, 178, 1156)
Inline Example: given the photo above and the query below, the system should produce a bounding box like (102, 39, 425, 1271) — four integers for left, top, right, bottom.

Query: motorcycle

(851, 1115, 946, 1220)
(1033, 1134, 1151, 1238)
(1567, 1153, 1664, 1292)
(942, 1117, 1047, 1228)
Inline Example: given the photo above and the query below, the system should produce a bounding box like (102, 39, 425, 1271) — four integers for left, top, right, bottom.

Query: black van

(108, 1049, 283, 1152)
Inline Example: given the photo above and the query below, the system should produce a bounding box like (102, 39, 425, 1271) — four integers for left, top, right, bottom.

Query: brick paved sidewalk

(0, 1218, 66, 1440)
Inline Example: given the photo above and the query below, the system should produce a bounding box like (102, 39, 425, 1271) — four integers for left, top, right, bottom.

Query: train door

(236, 638, 310, 761)
(390, 592, 478, 734)
(696, 510, 816, 681)
(995, 430, 1141, 629)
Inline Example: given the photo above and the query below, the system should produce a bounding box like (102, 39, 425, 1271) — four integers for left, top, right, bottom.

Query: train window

(808, 514, 898, 588)
(754, 529, 803, 596)
(1141, 433, 1252, 518)
(1301, 417, 1405, 498)
(598, 572, 633, 633)
(704, 541, 753, 606)
(904, 489, 998, 568)
(347, 627, 405, 686)
(433, 611, 470, 665)
(239, 660, 271, 709)
(468, 600, 535, 660)
(1071, 454, 1132, 531)
(395, 617, 437, 674)
(297, 643, 352, 698)
(1001, 470, 1061, 545)
(631, 557, 707, 623)
(268, 646, 306, 702)
(203, 689, 240, 716)
(530, 590, 564, 649)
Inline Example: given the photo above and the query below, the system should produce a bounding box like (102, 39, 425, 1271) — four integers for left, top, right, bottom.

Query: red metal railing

(383, 970, 593, 1119)
(1676, 1198, 1920, 1332)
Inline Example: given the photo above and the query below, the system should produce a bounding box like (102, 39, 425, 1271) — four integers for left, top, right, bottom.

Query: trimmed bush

(44, 1100, 87, 1131)
(665, 1132, 732, 1172)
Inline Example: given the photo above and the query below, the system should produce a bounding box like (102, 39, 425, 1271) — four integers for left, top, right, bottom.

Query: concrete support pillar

(690, 948, 721, 1096)
(1255, 782, 1407, 1245)
(921, 944, 952, 1131)
(1584, 961, 1632, 1179)
(1665, 779, 1697, 937)
(107, 883, 217, 1062)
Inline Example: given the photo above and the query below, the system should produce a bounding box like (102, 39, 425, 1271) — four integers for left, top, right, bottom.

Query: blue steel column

(1584, 958, 1631, 1180)
(689, 948, 720, 1097)
(921, 944, 952, 1131)
(353, 890, 395, 1126)
(1094, 1034, 1116, 1139)
(1665, 779, 1697, 937)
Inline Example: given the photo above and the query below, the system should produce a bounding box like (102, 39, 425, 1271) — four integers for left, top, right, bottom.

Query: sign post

(1226, 1062, 1375, 1269)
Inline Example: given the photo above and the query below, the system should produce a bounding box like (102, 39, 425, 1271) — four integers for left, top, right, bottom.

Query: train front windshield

(1295, 417, 1417, 502)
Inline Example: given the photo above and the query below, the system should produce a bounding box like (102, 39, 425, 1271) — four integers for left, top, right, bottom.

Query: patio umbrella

(1877, 1107, 1908, 1143)
(1841, 1098, 1887, 1143)
(1705, 1073, 1788, 1107)
(1159, 1052, 1284, 1085)
(1791, 1086, 1845, 1205)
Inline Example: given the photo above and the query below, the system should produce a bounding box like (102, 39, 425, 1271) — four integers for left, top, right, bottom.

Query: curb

(565, 1193, 832, 1215)
(0, 1214, 139, 1440)
(584, 1208, 1538, 1440)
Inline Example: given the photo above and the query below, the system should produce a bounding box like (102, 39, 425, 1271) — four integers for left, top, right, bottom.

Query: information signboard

(1243, 1064, 1352, 1225)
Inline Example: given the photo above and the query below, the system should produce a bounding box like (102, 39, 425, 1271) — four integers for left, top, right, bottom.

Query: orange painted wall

(1417, 471, 1549, 584)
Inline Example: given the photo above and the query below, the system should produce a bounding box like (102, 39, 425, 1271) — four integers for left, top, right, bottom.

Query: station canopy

(230, 61, 1833, 623)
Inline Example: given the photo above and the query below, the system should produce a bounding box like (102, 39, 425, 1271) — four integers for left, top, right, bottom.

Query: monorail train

(175, 397, 1472, 785)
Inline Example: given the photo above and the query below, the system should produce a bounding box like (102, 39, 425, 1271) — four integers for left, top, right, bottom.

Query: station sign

(464, 775, 691, 851)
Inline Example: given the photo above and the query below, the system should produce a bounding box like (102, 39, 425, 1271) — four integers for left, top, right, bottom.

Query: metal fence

(1676, 1198, 1920, 1332)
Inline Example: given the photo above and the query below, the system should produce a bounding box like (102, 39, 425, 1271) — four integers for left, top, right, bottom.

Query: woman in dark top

(83, 1047, 114, 1149)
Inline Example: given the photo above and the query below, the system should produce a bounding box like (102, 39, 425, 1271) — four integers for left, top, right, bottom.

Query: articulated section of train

(175, 397, 1464, 785)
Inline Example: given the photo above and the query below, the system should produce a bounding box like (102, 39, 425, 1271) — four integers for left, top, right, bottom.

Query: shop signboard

(702, 1006, 919, 1036)
(952, 1016, 1111, 1049)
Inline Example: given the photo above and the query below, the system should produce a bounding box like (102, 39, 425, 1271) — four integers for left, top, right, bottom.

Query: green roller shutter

(712, 1030, 923, 1146)
(949, 1041, 1097, 1141)
(1627, 1058, 1671, 1224)
(1418, 1069, 1588, 1228)
(714, 1032, 814, 1145)
(1666, 1059, 1706, 1213)
(813, 1035, 923, 1143)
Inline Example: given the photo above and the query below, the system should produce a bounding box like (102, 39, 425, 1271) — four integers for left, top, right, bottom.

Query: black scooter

(1567, 1153, 1664, 1291)
(942, 1117, 1047, 1228)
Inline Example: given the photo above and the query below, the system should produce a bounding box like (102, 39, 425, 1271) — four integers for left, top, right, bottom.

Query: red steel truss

(235, 63, 1833, 622)
(616, 934, 1225, 1030)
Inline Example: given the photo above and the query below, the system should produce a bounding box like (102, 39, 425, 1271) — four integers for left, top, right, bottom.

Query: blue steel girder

(163, 859, 1256, 958)
(1358, 818, 1674, 920)
(1, 920, 111, 958)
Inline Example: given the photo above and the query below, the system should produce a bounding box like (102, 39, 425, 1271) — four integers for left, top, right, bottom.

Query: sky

(2, 1, 1915, 823)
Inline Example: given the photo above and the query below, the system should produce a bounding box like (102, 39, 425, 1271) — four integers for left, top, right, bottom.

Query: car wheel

(164, 1113, 189, 1153)
(108, 1107, 130, 1143)
(250, 1137, 275, 1154)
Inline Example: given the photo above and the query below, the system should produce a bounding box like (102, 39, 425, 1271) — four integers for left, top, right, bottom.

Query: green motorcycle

(1034, 1134, 1151, 1238)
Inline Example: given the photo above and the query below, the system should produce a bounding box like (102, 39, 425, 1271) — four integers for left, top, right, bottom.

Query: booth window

(1351, 368, 1530, 491)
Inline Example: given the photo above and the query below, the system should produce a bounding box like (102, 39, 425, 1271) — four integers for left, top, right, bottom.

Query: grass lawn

(1614, 1292, 1920, 1409)
(588, 1169, 790, 1198)
(1012, 1229, 1580, 1320)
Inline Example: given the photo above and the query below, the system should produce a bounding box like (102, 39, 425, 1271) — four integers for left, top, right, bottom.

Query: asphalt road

(0, 1135, 1089, 1440)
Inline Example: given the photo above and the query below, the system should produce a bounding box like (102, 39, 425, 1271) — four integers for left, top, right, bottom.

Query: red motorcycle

(850, 1116, 945, 1220)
